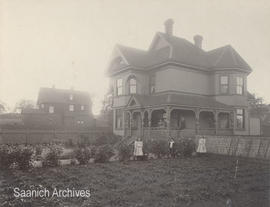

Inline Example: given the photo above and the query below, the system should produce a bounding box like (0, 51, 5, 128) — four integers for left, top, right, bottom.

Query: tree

(0, 100, 9, 114)
(14, 99, 35, 113)
(249, 95, 269, 121)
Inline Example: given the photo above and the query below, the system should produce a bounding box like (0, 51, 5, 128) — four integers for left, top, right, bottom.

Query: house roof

(37, 87, 91, 105)
(109, 32, 252, 74)
(128, 93, 231, 110)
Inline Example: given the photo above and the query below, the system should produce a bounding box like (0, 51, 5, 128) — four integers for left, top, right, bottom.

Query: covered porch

(123, 94, 235, 139)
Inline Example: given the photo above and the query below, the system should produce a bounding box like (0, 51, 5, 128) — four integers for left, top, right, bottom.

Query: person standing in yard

(134, 137, 144, 161)
(196, 136, 207, 156)
(169, 137, 175, 158)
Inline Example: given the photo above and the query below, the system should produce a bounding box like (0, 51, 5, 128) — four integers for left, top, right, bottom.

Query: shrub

(35, 145, 43, 157)
(94, 135, 121, 146)
(0, 145, 34, 170)
(43, 145, 62, 167)
(118, 143, 132, 162)
(149, 140, 168, 158)
(75, 147, 91, 165)
(176, 138, 196, 157)
(14, 146, 34, 170)
(94, 145, 114, 163)
(0, 145, 15, 169)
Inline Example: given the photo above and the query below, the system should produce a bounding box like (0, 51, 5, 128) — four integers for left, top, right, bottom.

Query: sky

(0, 0, 270, 115)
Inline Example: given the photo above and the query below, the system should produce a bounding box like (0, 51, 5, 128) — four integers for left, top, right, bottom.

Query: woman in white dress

(197, 136, 207, 156)
(134, 137, 144, 160)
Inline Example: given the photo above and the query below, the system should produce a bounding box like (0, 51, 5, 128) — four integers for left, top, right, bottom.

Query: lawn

(0, 154, 269, 207)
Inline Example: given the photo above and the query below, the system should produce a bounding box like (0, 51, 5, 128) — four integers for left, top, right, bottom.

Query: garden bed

(0, 154, 269, 207)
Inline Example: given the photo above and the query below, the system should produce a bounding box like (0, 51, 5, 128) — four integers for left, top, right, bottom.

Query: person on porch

(134, 137, 144, 161)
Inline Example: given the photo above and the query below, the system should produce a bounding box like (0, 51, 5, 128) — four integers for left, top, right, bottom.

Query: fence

(0, 128, 112, 144)
(195, 135, 270, 160)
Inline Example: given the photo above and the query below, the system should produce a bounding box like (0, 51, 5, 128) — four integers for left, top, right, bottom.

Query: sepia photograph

(0, 0, 269, 206)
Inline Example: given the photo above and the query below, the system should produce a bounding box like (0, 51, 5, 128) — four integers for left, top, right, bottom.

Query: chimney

(193, 35, 203, 49)
(164, 19, 174, 36)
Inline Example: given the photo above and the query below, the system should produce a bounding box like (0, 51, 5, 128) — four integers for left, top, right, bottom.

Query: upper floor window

(69, 94, 73, 100)
(150, 74, 156, 94)
(220, 75, 229, 94)
(116, 79, 123, 96)
(236, 77, 244, 95)
(81, 105, 85, 111)
(69, 104, 74, 112)
(129, 78, 137, 94)
(49, 106, 54, 114)
(236, 109, 244, 129)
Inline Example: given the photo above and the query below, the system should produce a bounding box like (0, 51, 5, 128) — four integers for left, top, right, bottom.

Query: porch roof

(129, 93, 231, 110)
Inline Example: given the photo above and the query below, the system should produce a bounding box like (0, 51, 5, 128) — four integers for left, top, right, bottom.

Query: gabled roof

(127, 93, 231, 110)
(37, 87, 91, 105)
(108, 32, 252, 74)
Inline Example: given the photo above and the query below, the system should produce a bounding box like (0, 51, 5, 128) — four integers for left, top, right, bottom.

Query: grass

(0, 154, 269, 207)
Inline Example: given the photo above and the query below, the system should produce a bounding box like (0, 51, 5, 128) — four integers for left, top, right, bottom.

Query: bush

(14, 146, 34, 170)
(118, 143, 133, 162)
(149, 140, 169, 158)
(75, 147, 91, 165)
(43, 145, 62, 167)
(175, 138, 196, 157)
(94, 145, 114, 163)
(0, 145, 34, 170)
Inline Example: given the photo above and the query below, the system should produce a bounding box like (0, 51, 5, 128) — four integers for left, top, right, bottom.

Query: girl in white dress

(197, 137, 206, 155)
(134, 137, 143, 160)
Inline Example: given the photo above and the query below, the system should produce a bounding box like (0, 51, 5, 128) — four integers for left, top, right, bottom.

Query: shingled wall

(195, 135, 270, 159)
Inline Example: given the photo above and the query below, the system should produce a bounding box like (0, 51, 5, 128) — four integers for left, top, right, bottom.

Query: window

(236, 109, 244, 129)
(81, 105, 85, 111)
(77, 120, 84, 124)
(150, 74, 156, 94)
(69, 104, 74, 112)
(129, 78, 137, 94)
(115, 109, 123, 129)
(236, 77, 244, 95)
(49, 106, 54, 114)
(40, 104, 45, 109)
(116, 79, 123, 96)
(220, 75, 229, 94)
(69, 94, 73, 100)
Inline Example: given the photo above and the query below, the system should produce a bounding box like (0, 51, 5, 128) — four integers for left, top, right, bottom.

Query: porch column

(130, 111, 133, 137)
(195, 109, 200, 134)
(140, 110, 144, 138)
(148, 109, 152, 140)
(214, 110, 218, 135)
(230, 111, 235, 135)
(166, 107, 171, 137)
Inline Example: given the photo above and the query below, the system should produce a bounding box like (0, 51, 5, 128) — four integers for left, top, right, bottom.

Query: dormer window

(69, 94, 73, 100)
(220, 75, 229, 94)
(69, 104, 74, 112)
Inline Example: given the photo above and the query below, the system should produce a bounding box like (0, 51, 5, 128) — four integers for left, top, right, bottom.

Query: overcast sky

(0, 0, 270, 114)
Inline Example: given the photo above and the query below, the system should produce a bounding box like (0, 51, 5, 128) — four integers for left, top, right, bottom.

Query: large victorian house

(107, 19, 256, 139)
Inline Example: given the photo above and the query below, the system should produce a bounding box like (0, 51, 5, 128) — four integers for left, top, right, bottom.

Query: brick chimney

(164, 19, 174, 36)
(193, 35, 203, 49)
